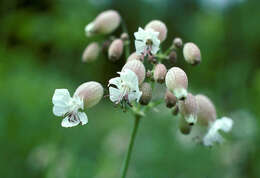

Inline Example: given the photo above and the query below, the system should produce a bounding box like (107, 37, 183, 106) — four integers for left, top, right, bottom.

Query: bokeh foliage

(0, 0, 260, 177)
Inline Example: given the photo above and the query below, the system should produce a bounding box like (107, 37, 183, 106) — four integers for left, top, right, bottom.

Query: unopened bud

(85, 10, 121, 36)
(139, 82, 152, 105)
(82, 42, 100, 62)
(74, 81, 104, 108)
(195, 94, 216, 126)
(179, 116, 192, 135)
(148, 55, 157, 64)
(183, 42, 201, 65)
(173, 37, 183, 48)
(146, 70, 153, 78)
(108, 39, 123, 61)
(179, 93, 198, 125)
(120, 33, 129, 41)
(165, 89, 177, 108)
(168, 51, 177, 64)
(165, 67, 188, 100)
(122, 60, 146, 84)
(127, 52, 142, 62)
(153, 64, 167, 83)
(145, 20, 167, 42)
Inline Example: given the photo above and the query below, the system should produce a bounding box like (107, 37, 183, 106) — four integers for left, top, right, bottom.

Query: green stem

(121, 115, 141, 178)
(121, 19, 130, 59)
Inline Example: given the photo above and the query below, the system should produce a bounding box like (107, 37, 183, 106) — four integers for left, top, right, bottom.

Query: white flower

(203, 117, 233, 146)
(52, 89, 88, 128)
(134, 27, 160, 56)
(108, 69, 142, 104)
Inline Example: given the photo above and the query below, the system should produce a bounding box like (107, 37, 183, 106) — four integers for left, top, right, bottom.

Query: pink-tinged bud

(120, 33, 129, 41)
(179, 93, 198, 125)
(139, 82, 152, 105)
(85, 10, 121, 36)
(82, 42, 100, 63)
(165, 89, 177, 108)
(195, 94, 217, 126)
(74, 81, 104, 108)
(127, 52, 142, 62)
(165, 67, 188, 100)
(179, 115, 192, 135)
(145, 20, 167, 42)
(153, 63, 167, 83)
(122, 60, 146, 84)
(173, 37, 183, 48)
(108, 39, 123, 61)
(168, 51, 177, 64)
(183, 42, 201, 65)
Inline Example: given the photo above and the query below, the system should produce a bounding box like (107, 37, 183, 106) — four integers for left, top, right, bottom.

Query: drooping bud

(154, 64, 167, 83)
(145, 20, 167, 42)
(179, 115, 192, 135)
(172, 106, 179, 116)
(173, 37, 183, 48)
(139, 82, 152, 105)
(120, 33, 129, 41)
(165, 67, 188, 100)
(85, 10, 121, 36)
(127, 52, 142, 62)
(179, 93, 198, 125)
(183, 42, 201, 65)
(122, 60, 146, 84)
(82, 42, 100, 62)
(168, 51, 177, 64)
(108, 39, 124, 61)
(195, 94, 217, 126)
(74, 81, 104, 108)
(164, 89, 177, 108)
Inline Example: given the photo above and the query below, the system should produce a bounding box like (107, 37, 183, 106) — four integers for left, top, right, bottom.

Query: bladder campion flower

(203, 117, 233, 146)
(52, 89, 88, 128)
(108, 69, 142, 104)
(134, 27, 160, 57)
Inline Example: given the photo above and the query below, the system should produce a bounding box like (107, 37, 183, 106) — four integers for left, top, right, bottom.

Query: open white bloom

(108, 69, 142, 104)
(52, 89, 88, 128)
(134, 27, 160, 56)
(203, 117, 233, 146)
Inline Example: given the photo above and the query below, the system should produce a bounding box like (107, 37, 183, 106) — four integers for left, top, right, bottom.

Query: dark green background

(1, 0, 260, 177)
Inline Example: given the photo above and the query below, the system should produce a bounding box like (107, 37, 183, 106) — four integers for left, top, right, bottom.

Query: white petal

(128, 90, 142, 103)
(120, 69, 139, 89)
(134, 27, 146, 39)
(61, 116, 80, 128)
(52, 89, 72, 116)
(78, 112, 88, 125)
(108, 77, 121, 87)
(135, 40, 146, 55)
(109, 87, 123, 103)
(214, 117, 233, 132)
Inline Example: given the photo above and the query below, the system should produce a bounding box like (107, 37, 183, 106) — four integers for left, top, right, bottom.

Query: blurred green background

(1, 0, 260, 177)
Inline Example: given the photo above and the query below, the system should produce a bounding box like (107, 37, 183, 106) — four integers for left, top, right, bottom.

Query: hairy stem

(121, 115, 141, 178)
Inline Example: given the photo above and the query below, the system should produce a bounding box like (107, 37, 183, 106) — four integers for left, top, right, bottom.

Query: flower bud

(120, 33, 129, 41)
(122, 60, 146, 84)
(127, 52, 142, 62)
(139, 82, 152, 105)
(183, 42, 201, 65)
(168, 51, 177, 64)
(154, 64, 167, 83)
(145, 20, 167, 42)
(179, 116, 192, 135)
(195, 94, 216, 126)
(179, 93, 198, 125)
(173, 37, 183, 48)
(165, 89, 177, 108)
(165, 67, 188, 100)
(108, 39, 124, 61)
(82, 42, 100, 62)
(85, 10, 121, 36)
(74, 81, 104, 108)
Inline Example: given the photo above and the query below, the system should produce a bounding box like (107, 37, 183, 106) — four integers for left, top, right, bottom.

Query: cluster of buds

(52, 9, 234, 149)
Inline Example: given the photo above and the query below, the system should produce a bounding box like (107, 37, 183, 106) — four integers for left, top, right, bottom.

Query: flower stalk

(121, 114, 141, 178)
